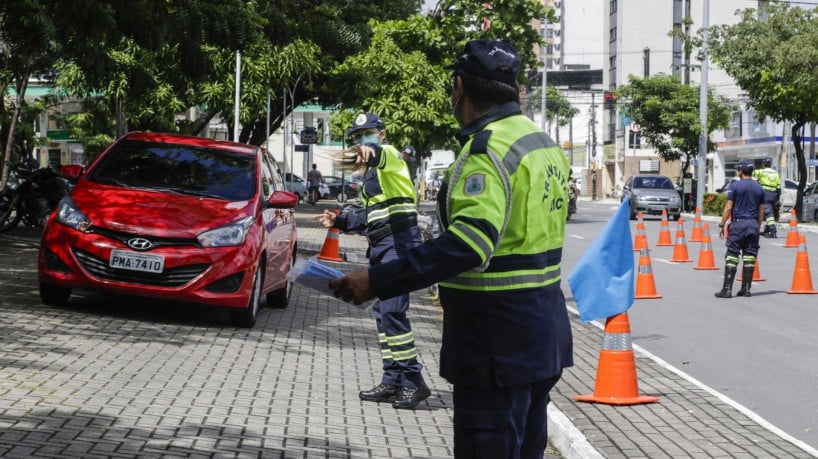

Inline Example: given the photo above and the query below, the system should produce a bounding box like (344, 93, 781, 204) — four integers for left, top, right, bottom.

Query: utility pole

(696, 0, 709, 211)
(540, 19, 549, 132)
(233, 50, 241, 142)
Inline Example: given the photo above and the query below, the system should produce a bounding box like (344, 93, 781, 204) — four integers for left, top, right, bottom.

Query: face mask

(356, 134, 379, 145)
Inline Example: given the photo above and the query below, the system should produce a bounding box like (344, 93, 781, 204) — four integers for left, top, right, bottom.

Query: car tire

(39, 283, 71, 306)
(814, 209, 818, 223)
(231, 265, 262, 328)
(267, 253, 293, 309)
(629, 205, 636, 221)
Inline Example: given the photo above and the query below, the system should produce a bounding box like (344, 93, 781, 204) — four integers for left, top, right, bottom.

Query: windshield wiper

(150, 187, 226, 199)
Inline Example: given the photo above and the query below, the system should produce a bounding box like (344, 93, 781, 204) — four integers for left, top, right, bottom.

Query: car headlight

(56, 196, 92, 232)
(669, 195, 681, 203)
(198, 216, 254, 247)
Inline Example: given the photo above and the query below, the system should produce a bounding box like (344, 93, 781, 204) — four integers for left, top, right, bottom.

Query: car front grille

(73, 248, 209, 287)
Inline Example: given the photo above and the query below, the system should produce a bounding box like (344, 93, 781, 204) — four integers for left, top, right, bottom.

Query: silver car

(621, 175, 682, 220)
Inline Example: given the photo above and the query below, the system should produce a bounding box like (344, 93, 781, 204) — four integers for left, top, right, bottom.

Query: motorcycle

(567, 182, 578, 221)
(0, 159, 74, 232)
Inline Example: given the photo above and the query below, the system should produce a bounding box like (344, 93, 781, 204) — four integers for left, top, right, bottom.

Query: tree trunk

(2, 76, 29, 190)
(791, 120, 807, 220)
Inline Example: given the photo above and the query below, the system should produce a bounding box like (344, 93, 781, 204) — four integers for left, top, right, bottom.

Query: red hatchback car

(38, 132, 299, 327)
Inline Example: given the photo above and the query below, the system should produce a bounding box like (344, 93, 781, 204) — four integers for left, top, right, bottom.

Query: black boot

(392, 384, 431, 410)
(736, 265, 754, 297)
(359, 383, 400, 402)
(715, 266, 737, 298)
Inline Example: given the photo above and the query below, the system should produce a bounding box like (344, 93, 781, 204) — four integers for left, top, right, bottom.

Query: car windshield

(87, 139, 256, 201)
(633, 177, 674, 189)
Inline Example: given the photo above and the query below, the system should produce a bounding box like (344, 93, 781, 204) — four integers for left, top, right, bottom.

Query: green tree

(524, 86, 580, 141)
(615, 74, 733, 177)
(708, 4, 818, 218)
(325, 0, 554, 152)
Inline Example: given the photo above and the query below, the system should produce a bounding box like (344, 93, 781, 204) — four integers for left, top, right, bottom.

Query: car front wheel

(231, 265, 262, 328)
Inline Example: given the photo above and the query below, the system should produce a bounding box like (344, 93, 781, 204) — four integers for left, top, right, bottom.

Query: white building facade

(603, 0, 787, 195)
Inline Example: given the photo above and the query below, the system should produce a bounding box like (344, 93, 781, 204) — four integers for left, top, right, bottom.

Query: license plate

(109, 250, 165, 273)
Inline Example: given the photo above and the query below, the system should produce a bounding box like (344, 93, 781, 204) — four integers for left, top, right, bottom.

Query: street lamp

(284, 74, 303, 194)
(631, 123, 641, 176)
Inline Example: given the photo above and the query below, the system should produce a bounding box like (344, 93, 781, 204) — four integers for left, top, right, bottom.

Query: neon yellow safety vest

(439, 114, 569, 292)
(360, 144, 418, 226)
(754, 167, 780, 192)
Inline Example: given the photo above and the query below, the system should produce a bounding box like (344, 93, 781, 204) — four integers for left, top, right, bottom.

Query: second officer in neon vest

(315, 112, 430, 409)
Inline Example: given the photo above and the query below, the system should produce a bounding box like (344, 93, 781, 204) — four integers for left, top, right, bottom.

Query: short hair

(457, 72, 519, 111)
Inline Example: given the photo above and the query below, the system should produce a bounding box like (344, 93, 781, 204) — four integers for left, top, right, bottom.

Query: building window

(610, 0, 617, 13)
(609, 27, 617, 42)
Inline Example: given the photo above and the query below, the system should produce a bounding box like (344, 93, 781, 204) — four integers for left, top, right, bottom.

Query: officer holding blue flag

(328, 39, 573, 457)
(715, 160, 765, 298)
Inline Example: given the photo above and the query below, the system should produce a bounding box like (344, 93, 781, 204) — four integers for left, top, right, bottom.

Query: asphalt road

(562, 200, 818, 451)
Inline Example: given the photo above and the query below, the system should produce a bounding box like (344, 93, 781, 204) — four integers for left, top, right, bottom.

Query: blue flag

(568, 197, 634, 322)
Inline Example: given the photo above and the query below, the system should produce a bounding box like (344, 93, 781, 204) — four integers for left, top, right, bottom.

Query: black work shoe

(714, 288, 732, 298)
(391, 384, 431, 410)
(359, 383, 400, 403)
(736, 288, 751, 297)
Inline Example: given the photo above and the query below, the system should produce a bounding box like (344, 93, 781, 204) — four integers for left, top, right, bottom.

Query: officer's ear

(377, 129, 386, 142)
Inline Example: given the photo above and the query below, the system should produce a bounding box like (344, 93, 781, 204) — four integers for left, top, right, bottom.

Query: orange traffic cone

(694, 223, 719, 270)
(575, 313, 660, 405)
(635, 247, 662, 299)
(670, 219, 692, 262)
(656, 209, 673, 246)
(737, 258, 766, 282)
(784, 210, 800, 248)
(786, 235, 818, 294)
(689, 207, 704, 242)
(633, 214, 649, 252)
(317, 210, 345, 262)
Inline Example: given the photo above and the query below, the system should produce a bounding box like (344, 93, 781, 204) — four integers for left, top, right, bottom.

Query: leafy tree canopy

(708, 3, 818, 218)
(616, 74, 733, 175)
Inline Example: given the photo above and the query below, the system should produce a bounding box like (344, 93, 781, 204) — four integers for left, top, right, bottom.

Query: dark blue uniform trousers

(453, 373, 562, 459)
(369, 228, 425, 387)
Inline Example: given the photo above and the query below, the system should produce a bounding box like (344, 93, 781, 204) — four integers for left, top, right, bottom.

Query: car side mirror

(60, 165, 84, 181)
(266, 190, 299, 209)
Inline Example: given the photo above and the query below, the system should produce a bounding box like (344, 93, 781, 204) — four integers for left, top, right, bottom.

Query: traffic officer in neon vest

(314, 112, 430, 409)
(716, 160, 765, 298)
(752, 157, 781, 238)
(329, 40, 574, 457)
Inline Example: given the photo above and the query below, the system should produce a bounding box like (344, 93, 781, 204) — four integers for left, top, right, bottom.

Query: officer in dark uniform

(315, 112, 430, 409)
(715, 159, 765, 298)
(329, 40, 574, 458)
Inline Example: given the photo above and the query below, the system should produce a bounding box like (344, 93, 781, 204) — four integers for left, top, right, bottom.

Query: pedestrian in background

(315, 112, 430, 409)
(307, 163, 322, 205)
(328, 40, 574, 458)
(752, 158, 781, 238)
(716, 159, 765, 298)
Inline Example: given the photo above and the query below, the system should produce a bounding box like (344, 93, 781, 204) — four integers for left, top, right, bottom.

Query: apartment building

(603, 0, 783, 193)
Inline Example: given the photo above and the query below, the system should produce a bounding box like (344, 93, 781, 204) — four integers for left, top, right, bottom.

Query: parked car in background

(803, 181, 818, 222)
(621, 174, 682, 220)
(781, 179, 797, 213)
(38, 132, 299, 328)
(283, 173, 307, 203)
(322, 175, 359, 202)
